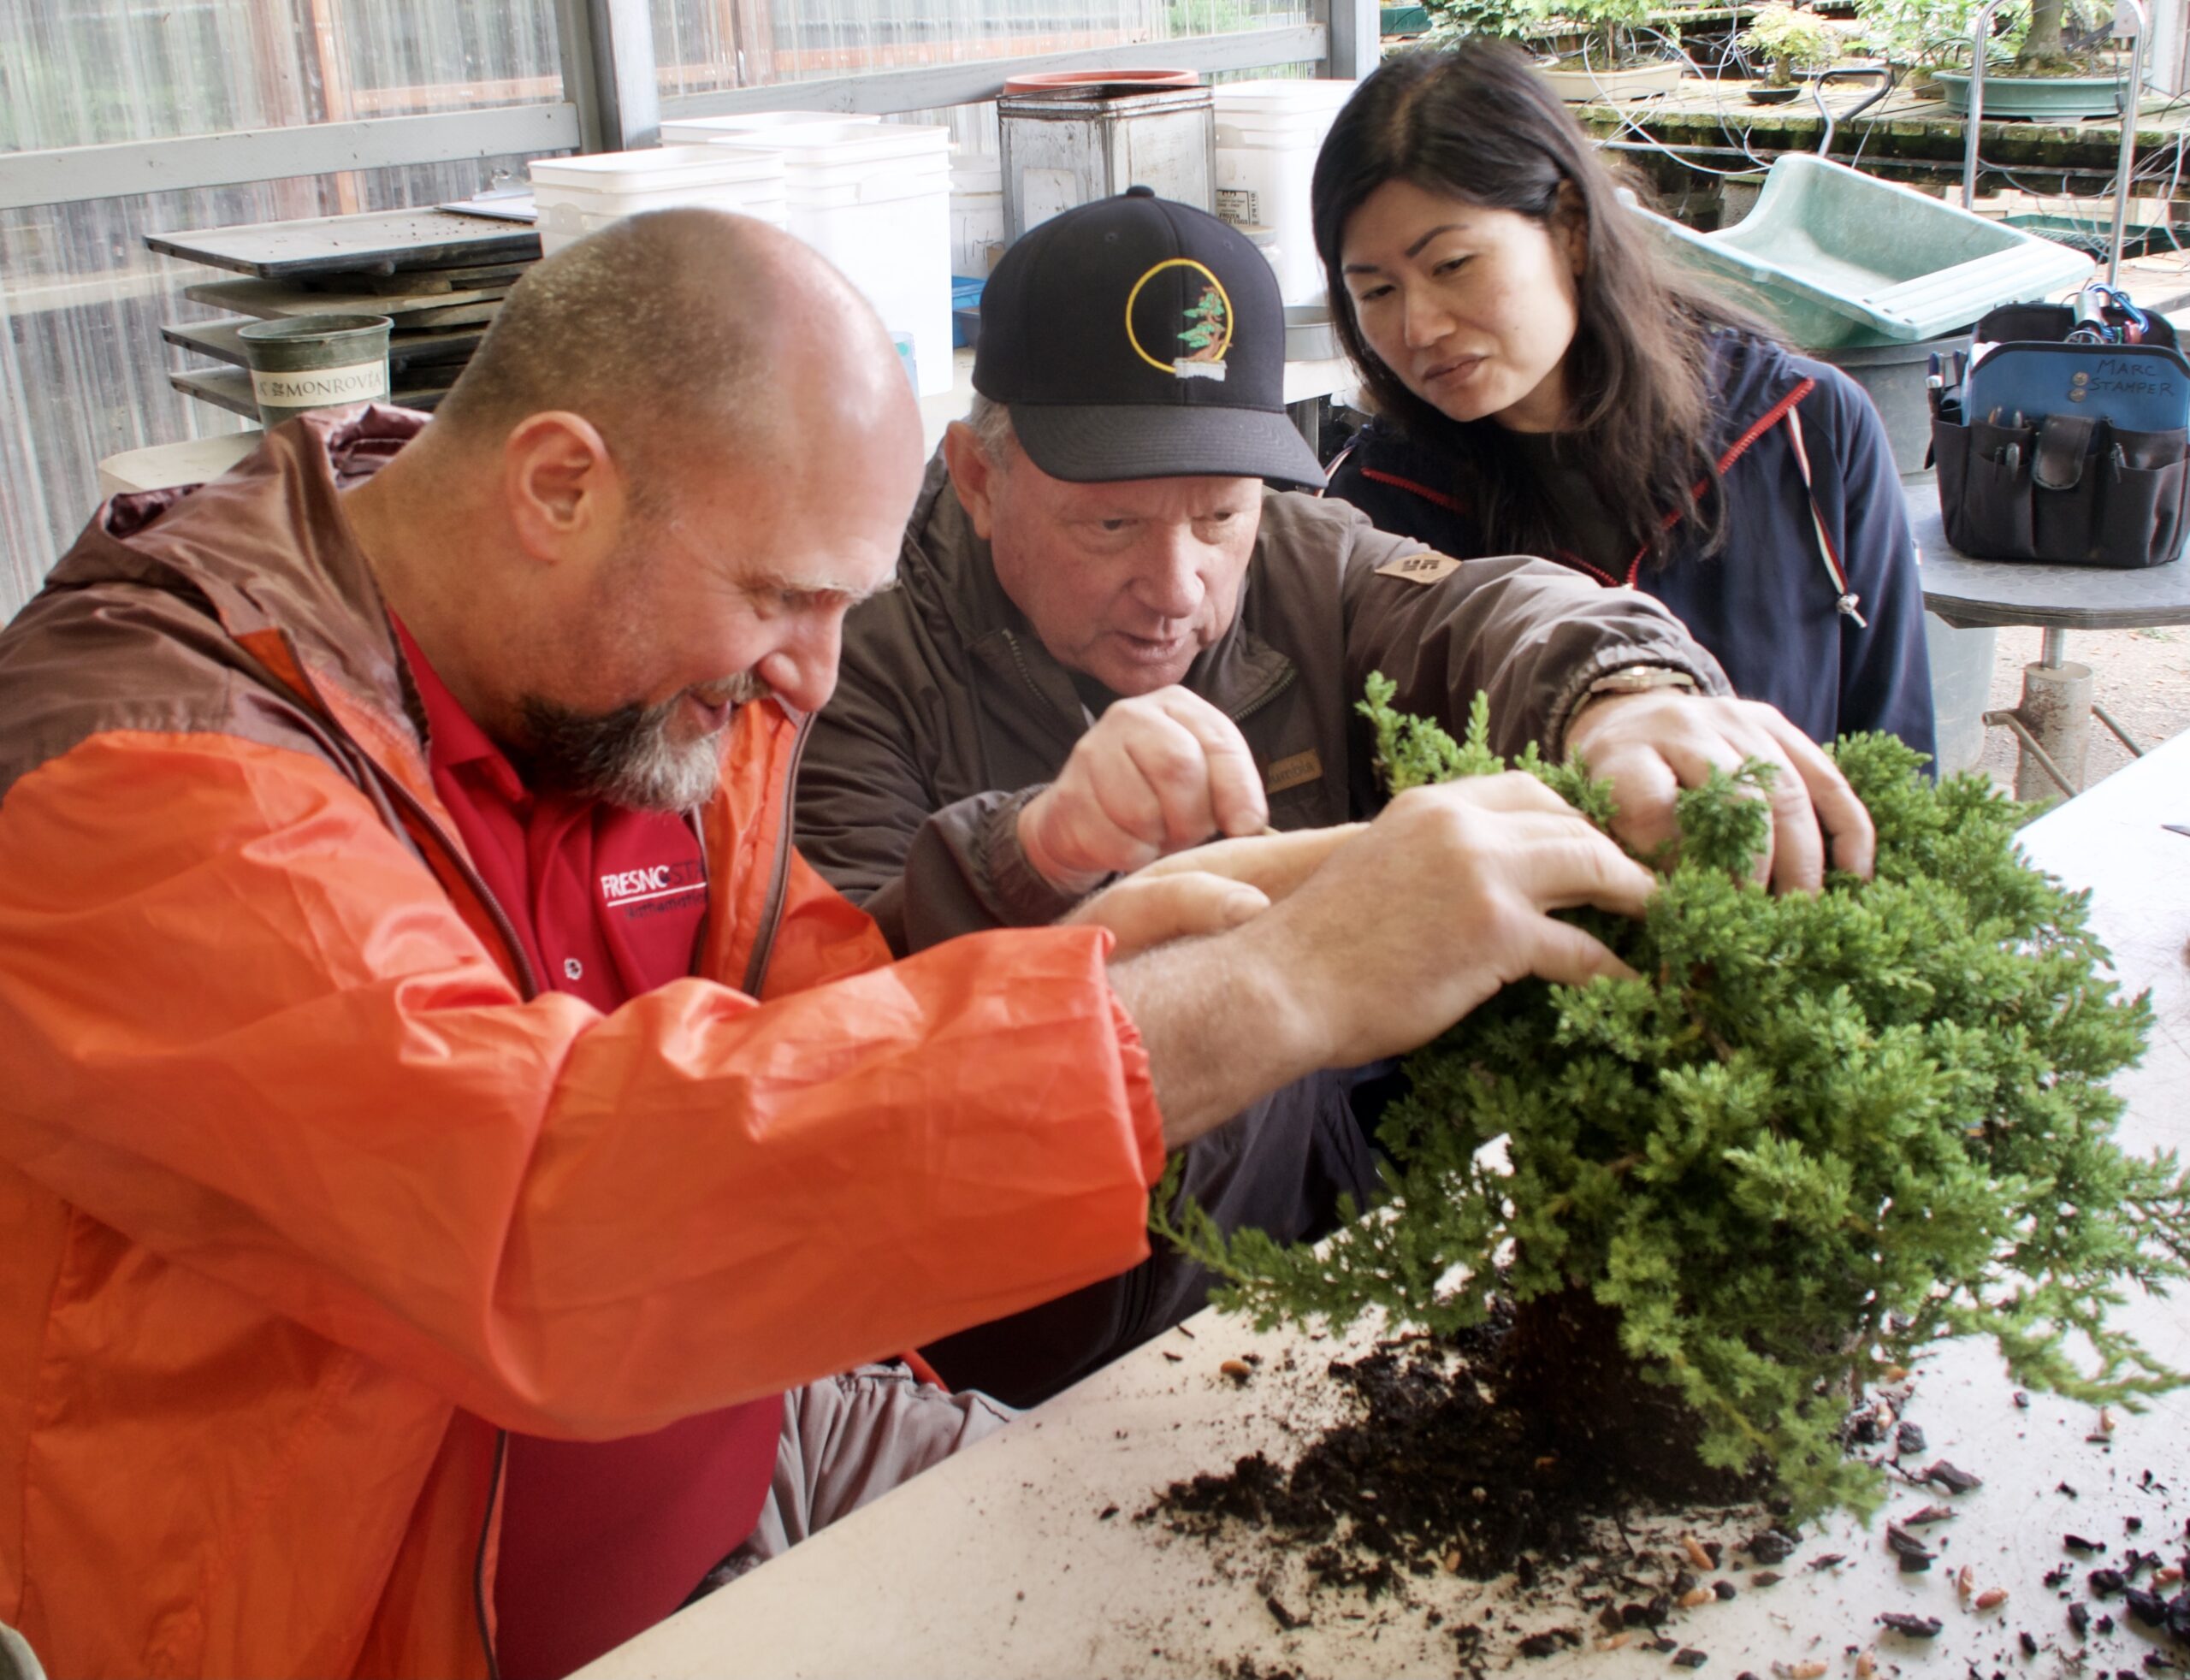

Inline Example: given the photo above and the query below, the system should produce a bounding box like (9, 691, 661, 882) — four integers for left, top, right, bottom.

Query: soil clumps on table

(1153, 1293, 1765, 1590)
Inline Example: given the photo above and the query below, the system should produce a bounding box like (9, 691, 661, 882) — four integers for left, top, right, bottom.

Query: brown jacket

(792, 455, 1730, 1403)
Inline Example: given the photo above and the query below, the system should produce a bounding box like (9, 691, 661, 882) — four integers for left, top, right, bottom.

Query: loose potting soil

(1153, 1295, 1764, 1588)
(1145, 1299, 2190, 1673)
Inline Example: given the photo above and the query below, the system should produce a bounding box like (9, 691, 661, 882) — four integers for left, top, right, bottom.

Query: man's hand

(1257, 776, 1655, 1069)
(1064, 871, 1269, 960)
(1564, 689, 1876, 892)
(1068, 825, 1363, 961)
(1019, 688, 1268, 896)
(1112, 774, 1657, 1148)
(1133, 824, 1366, 905)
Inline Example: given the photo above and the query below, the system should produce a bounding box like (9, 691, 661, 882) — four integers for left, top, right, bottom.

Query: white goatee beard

(516, 672, 772, 813)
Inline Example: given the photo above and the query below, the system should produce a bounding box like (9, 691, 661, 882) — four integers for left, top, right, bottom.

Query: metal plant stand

(1955, 0, 2159, 795)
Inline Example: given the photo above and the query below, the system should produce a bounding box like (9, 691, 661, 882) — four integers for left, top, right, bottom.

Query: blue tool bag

(1932, 293, 2190, 568)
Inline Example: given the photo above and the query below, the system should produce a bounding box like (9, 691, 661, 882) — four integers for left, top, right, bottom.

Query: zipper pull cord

(1782, 404, 1867, 630)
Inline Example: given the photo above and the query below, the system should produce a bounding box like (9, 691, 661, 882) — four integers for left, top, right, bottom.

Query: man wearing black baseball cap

(796, 190, 1876, 1405)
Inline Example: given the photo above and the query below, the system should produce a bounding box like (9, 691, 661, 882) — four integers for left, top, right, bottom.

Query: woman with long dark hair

(1315, 39, 1935, 758)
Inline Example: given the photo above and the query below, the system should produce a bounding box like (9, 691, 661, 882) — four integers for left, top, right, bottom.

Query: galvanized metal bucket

(235, 313, 394, 426)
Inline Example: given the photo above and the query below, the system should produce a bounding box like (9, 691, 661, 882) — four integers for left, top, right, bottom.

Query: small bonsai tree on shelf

(1742, 3, 1844, 86)
(1855, 0, 2120, 81)
(1425, 0, 1664, 73)
(1156, 678, 2189, 1520)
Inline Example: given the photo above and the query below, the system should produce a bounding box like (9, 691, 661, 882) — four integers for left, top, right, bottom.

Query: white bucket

(530, 146, 790, 257)
(721, 122, 955, 394)
(536, 191, 788, 257)
(529, 145, 782, 197)
(1209, 83, 1354, 305)
(660, 110, 883, 143)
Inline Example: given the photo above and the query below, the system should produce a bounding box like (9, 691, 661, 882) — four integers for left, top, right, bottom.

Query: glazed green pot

(1936, 68, 2129, 119)
(234, 313, 394, 427)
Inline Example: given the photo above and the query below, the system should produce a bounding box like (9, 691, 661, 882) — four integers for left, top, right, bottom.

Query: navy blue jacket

(1326, 333, 1937, 762)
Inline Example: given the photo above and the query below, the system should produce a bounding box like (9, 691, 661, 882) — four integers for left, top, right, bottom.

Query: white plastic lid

(660, 111, 882, 141)
(528, 145, 784, 192)
(713, 121, 950, 164)
(1210, 78, 1359, 114)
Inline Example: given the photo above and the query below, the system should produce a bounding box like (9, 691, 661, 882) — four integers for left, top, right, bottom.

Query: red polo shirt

(394, 620, 782, 1680)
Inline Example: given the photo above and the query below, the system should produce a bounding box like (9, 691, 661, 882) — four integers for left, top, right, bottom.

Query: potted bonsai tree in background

(1157, 686, 2190, 1523)
(1741, 3, 1844, 102)
(1853, 0, 1989, 95)
(1900, 0, 2138, 118)
(1424, 0, 1687, 101)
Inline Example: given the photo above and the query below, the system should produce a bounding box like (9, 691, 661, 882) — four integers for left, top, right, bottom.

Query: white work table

(98, 349, 1358, 499)
(582, 731, 2190, 1680)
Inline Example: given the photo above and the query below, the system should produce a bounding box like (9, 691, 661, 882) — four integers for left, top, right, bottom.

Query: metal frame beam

(552, 0, 660, 152)
(0, 12, 1329, 213)
(0, 105, 581, 214)
(1319, 0, 1383, 82)
(660, 25, 1329, 120)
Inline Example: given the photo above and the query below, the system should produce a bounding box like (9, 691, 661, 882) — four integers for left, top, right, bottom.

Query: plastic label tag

(249, 361, 388, 407)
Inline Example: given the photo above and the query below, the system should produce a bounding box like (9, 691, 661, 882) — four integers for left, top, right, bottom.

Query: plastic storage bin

(1212, 79, 1358, 305)
(719, 121, 954, 394)
(528, 146, 786, 257)
(1633, 155, 2096, 348)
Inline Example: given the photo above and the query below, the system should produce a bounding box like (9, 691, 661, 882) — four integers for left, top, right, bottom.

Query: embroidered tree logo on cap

(1126, 258, 1234, 383)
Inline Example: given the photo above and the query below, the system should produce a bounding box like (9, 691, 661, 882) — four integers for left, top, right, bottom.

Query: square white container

(537, 192, 789, 257)
(529, 145, 783, 197)
(1210, 80, 1357, 305)
(660, 110, 883, 144)
(719, 122, 955, 394)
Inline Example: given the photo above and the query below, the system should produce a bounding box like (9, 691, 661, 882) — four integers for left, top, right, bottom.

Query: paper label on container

(249, 361, 388, 408)
(1216, 187, 1259, 225)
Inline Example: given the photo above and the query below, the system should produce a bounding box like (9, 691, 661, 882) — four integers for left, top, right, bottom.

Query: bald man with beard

(0, 210, 1668, 1680)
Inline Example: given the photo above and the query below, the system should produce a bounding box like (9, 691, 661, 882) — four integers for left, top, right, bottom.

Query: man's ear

(501, 411, 628, 564)
(941, 419, 1001, 541)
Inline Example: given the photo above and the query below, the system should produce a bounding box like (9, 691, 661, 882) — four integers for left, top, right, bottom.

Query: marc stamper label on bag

(249, 361, 388, 407)
(1376, 550, 1465, 585)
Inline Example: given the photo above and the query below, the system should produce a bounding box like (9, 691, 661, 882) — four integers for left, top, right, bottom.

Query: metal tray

(149, 209, 541, 280)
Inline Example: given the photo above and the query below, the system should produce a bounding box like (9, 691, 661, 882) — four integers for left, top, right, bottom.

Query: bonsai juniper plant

(1155, 678, 2190, 1521)
(1742, 3, 1844, 88)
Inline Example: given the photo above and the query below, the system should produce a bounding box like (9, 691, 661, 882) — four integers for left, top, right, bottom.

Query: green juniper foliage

(1154, 675, 2188, 1517)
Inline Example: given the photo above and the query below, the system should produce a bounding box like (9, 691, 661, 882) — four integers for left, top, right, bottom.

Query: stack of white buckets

(528, 112, 954, 395)
(1210, 79, 1358, 306)
(521, 79, 1359, 398)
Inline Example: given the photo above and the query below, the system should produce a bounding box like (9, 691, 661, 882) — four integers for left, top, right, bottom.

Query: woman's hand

(1564, 689, 1876, 891)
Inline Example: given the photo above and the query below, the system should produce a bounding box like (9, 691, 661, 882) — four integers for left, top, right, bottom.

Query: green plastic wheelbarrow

(1632, 154, 2095, 349)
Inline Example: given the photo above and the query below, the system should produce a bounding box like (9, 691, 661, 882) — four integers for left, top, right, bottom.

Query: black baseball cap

(972, 186, 1325, 489)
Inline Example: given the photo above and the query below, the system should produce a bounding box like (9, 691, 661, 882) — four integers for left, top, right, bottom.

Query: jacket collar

(67, 407, 434, 794)
(903, 448, 1297, 729)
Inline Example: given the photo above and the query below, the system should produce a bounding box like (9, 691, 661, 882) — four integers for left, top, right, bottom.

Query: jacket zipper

(1617, 378, 1818, 586)
(1225, 661, 1296, 730)
(471, 1430, 509, 1680)
(739, 710, 815, 997)
(354, 760, 533, 1680)
(1358, 383, 1818, 592)
(996, 629, 1086, 753)
(999, 629, 1299, 736)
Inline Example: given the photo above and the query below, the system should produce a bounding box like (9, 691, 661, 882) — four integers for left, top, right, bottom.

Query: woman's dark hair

(1312, 39, 1766, 566)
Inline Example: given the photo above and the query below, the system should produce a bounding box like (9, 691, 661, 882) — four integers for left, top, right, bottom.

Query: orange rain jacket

(0, 409, 1163, 1679)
